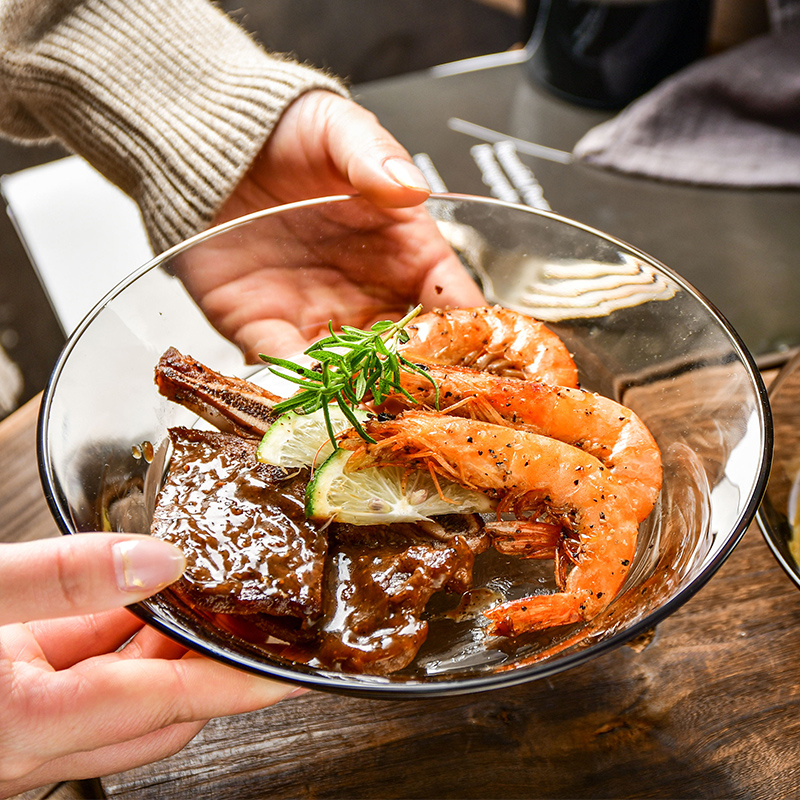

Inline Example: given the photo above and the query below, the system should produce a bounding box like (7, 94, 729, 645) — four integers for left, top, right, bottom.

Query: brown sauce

(315, 528, 475, 674)
(151, 426, 486, 674)
(151, 428, 327, 621)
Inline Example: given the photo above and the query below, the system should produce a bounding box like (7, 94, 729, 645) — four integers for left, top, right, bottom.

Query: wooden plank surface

(0, 394, 60, 544)
(6, 388, 800, 799)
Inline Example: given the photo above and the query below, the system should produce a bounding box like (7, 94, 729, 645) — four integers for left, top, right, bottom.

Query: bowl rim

(756, 350, 800, 592)
(37, 192, 774, 697)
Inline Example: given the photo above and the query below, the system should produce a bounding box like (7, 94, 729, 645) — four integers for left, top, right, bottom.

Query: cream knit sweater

(0, 0, 348, 252)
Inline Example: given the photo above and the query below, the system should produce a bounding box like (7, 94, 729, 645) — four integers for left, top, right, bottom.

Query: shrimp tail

(486, 519, 561, 560)
(484, 593, 586, 637)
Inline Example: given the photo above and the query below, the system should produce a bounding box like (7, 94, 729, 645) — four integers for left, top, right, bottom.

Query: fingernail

(383, 157, 431, 193)
(113, 538, 186, 593)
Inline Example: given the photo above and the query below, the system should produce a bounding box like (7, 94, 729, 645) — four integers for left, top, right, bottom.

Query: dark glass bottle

(524, 0, 713, 109)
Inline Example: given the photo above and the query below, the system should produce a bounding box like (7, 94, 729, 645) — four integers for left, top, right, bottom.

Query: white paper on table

(0, 156, 153, 336)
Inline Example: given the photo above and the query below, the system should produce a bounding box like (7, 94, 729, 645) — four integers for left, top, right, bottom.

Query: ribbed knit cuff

(0, 0, 349, 252)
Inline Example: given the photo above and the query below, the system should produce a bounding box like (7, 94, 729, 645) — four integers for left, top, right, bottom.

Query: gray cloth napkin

(573, 2, 800, 188)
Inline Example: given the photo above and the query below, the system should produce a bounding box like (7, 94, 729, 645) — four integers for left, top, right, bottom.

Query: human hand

(0, 534, 299, 797)
(175, 90, 485, 360)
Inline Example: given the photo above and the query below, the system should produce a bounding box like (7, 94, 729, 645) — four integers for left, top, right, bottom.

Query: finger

(311, 92, 433, 207)
(26, 607, 146, 669)
(2, 719, 208, 795)
(20, 654, 297, 766)
(35, 613, 187, 673)
(0, 534, 186, 626)
(115, 624, 189, 662)
(418, 253, 488, 310)
(73, 719, 208, 779)
(237, 318, 310, 362)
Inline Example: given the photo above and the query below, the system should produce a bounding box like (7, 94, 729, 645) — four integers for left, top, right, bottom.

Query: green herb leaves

(260, 305, 437, 446)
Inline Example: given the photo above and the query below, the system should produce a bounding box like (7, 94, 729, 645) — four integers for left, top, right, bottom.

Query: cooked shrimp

(392, 363, 661, 522)
(339, 411, 639, 635)
(400, 306, 579, 388)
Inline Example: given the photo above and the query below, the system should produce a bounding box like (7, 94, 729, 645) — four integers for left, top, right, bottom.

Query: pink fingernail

(113, 538, 186, 593)
(383, 157, 431, 193)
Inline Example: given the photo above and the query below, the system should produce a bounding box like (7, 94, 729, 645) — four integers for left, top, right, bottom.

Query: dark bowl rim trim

(756, 351, 800, 591)
(36, 193, 774, 698)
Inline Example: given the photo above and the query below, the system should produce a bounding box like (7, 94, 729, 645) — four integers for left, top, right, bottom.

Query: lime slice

(306, 449, 495, 524)
(256, 406, 368, 469)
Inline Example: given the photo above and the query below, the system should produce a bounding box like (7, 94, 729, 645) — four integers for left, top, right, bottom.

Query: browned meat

(150, 426, 486, 672)
(151, 427, 328, 623)
(155, 348, 279, 438)
(150, 349, 491, 674)
(313, 525, 477, 675)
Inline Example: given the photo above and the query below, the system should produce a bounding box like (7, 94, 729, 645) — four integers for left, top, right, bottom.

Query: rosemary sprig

(259, 305, 438, 446)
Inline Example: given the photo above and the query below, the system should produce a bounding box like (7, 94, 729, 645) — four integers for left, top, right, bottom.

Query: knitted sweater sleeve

(0, 0, 349, 252)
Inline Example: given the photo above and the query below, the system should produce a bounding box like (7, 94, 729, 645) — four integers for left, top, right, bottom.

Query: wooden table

(5, 389, 800, 800)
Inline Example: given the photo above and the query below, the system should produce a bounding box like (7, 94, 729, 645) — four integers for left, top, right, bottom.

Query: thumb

(0, 534, 186, 626)
(316, 92, 433, 207)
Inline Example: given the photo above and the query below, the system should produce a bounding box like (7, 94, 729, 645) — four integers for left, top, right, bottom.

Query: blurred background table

(5, 373, 800, 800)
